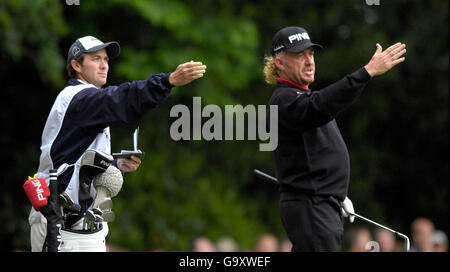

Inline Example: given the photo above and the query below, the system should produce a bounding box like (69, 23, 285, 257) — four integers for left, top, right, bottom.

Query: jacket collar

(277, 78, 310, 91)
(67, 78, 91, 87)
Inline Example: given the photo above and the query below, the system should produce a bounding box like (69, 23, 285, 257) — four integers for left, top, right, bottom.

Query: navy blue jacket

(35, 73, 172, 209)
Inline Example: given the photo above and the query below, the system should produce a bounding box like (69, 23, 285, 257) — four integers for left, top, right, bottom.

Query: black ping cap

(271, 26, 323, 56)
(67, 36, 120, 65)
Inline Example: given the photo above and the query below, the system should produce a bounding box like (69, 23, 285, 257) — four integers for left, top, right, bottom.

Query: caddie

(28, 35, 207, 251)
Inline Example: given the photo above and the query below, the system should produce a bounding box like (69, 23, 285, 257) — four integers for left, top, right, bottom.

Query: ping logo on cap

(288, 32, 311, 44)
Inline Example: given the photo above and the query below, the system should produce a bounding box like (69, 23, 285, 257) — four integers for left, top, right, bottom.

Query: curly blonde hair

(263, 52, 285, 84)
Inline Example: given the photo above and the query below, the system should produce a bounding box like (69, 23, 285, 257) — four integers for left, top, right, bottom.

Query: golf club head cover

(23, 177, 50, 212)
(79, 149, 114, 186)
(93, 165, 123, 198)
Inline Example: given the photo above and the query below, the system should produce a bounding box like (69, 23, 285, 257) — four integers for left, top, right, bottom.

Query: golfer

(264, 26, 406, 251)
(29, 35, 206, 251)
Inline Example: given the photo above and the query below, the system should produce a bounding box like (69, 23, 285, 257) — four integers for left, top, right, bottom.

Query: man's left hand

(117, 155, 141, 172)
(364, 42, 406, 77)
(341, 197, 355, 223)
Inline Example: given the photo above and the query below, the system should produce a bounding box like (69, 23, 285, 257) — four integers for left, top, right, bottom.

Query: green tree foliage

(0, 0, 447, 251)
(0, 0, 68, 250)
(0, 0, 68, 86)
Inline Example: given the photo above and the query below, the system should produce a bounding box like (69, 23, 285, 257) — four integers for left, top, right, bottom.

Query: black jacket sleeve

(68, 73, 173, 130)
(272, 67, 371, 131)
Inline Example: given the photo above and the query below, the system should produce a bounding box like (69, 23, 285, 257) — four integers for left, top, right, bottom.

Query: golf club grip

(253, 169, 280, 185)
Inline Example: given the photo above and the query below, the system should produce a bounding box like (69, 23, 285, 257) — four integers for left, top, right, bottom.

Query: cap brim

(285, 42, 323, 54)
(85, 41, 120, 59)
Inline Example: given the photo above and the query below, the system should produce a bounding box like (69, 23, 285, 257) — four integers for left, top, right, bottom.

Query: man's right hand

(169, 61, 207, 87)
(364, 42, 406, 77)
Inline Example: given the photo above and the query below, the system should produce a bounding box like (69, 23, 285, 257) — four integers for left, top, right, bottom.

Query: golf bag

(36, 149, 114, 252)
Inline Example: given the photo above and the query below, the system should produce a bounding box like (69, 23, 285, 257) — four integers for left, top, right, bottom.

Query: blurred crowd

(344, 217, 448, 252)
(105, 216, 447, 252)
(127, 217, 448, 252)
(188, 233, 292, 252)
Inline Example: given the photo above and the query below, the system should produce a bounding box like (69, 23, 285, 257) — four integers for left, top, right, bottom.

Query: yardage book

(112, 127, 145, 159)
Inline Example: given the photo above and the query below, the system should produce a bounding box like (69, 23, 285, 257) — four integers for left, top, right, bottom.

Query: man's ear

(71, 59, 82, 73)
(274, 56, 284, 72)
